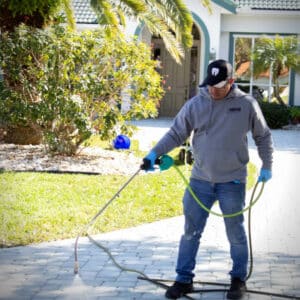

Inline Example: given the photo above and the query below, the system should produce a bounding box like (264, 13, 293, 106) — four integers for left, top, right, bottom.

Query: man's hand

(258, 169, 272, 182)
(141, 150, 157, 171)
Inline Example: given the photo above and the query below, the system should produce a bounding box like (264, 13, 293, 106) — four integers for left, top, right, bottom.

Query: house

(72, 0, 300, 117)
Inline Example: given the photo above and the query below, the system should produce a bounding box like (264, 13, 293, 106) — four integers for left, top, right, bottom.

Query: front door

(152, 30, 200, 117)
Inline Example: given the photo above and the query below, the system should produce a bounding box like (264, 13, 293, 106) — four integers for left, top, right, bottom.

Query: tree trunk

(273, 82, 287, 106)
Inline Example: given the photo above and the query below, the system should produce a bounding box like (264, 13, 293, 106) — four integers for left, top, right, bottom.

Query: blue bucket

(113, 134, 131, 150)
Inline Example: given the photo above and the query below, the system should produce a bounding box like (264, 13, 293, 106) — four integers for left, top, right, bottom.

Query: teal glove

(159, 154, 174, 171)
(142, 150, 157, 171)
(258, 169, 272, 182)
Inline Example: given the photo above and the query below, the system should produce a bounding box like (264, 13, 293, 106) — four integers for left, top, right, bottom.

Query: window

(233, 34, 291, 103)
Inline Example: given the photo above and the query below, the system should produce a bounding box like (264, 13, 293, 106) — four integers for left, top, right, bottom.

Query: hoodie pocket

(210, 148, 249, 174)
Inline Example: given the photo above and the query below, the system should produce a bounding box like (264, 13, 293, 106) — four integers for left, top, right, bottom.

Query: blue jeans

(176, 178, 248, 283)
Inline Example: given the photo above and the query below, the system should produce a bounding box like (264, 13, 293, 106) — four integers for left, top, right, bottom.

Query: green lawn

(0, 143, 257, 247)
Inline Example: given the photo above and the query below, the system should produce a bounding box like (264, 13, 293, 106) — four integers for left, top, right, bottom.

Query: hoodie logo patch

(229, 107, 241, 112)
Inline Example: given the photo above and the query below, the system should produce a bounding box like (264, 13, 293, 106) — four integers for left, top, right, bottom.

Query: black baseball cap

(199, 59, 233, 88)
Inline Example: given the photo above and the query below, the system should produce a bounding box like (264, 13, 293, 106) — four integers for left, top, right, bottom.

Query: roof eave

(212, 0, 237, 14)
(236, 7, 300, 15)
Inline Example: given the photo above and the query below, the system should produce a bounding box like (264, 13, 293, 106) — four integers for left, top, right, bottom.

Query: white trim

(236, 9, 300, 16)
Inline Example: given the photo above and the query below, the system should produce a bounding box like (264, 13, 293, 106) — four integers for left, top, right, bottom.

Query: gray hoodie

(152, 86, 274, 183)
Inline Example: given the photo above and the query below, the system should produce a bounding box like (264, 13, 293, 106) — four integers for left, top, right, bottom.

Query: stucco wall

(222, 12, 300, 34)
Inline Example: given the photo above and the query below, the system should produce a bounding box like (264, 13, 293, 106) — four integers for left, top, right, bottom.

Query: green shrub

(289, 106, 300, 124)
(0, 24, 164, 154)
(259, 102, 290, 129)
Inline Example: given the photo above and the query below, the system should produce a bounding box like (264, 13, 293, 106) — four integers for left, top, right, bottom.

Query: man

(143, 59, 273, 299)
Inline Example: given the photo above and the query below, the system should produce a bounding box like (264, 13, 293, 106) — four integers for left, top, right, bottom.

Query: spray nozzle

(141, 154, 174, 171)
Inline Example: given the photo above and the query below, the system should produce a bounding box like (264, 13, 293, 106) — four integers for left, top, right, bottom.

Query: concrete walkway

(1, 119, 300, 300)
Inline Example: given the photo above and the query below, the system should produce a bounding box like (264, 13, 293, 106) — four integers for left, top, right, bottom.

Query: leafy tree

(0, 24, 164, 154)
(0, 0, 75, 31)
(234, 37, 252, 72)
(252, 35, 300, 106)
(0, 0, 212, 153)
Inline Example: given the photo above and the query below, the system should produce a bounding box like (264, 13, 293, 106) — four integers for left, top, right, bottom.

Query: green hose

(157, 153, 264, 218)
(173, 164, 264, 218)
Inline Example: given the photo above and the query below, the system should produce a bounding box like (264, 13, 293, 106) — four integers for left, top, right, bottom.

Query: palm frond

(140, 12, 184, 63)
(116, 6, 126, 26)
(117, 0, 147, 14)
(61, 0, 76, 29)
(200, 0, 212, 14)
(90, 0, 196, 62)
(90, 0, 119, 27)
(109, 0, 147, 26)
(147, 0, 193, 47)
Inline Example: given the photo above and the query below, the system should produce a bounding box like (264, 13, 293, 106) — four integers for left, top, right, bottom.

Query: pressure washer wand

(74, 167, 141, 274)
(74, 155, 174, 274)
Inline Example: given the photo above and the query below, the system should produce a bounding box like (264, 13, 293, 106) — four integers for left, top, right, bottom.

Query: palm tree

(0, 0, 211, 63)
(88, 0, 196, 63)
(252, 35, 300, 106)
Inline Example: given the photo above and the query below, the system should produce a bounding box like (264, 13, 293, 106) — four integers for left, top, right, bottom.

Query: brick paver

(1, 121, 299, 299)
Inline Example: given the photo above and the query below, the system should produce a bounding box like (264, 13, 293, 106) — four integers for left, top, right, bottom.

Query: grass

(0, 140, 257, 247)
